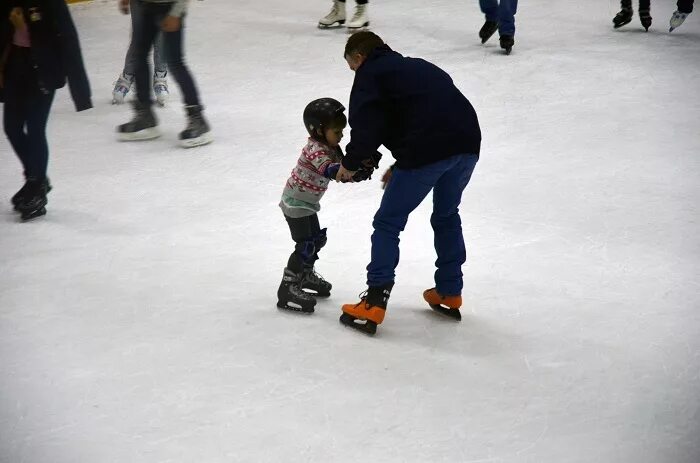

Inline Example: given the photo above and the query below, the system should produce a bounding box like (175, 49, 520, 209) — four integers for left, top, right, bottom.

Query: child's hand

(336, 165, 357, 183)
(161, 15, 182, 32)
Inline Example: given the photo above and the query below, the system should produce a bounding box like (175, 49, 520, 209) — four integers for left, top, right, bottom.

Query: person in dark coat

(336, 31, 482, 335)
(0, 0, 92, 221)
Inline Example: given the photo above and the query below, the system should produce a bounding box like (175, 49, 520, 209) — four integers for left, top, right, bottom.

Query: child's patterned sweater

(280, 138, 342, 218)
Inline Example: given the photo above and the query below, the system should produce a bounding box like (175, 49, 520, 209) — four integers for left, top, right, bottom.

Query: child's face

(324, 126, 344, 147)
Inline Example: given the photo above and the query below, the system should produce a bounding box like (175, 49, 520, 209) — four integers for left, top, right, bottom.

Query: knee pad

(295, 239, 316, 264)
(314, 228, 328, 250)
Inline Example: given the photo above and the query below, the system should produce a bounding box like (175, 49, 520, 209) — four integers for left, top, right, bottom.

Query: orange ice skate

(423, 288, 462, 321)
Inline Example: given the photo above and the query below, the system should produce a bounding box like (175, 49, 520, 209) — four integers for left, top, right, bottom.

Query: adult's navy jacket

(0, 0, 92, 111)
(343, 45, 481, 171)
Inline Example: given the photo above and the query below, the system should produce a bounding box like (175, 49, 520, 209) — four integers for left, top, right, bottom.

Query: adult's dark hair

(344, 31, 385, 58)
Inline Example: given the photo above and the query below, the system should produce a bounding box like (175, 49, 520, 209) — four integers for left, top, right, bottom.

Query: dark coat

(0, 0, 92, 111)
(343, 45, 481, 171)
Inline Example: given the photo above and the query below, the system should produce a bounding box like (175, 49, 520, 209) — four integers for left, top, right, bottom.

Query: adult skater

(336, 32, 481, 335)
(112, 0, 169, 105)
(669, 0, 694, 31)
(318, 0, 369, 31)
(116, 0, 212, 148)
(478, 0, 518, 54)
(0, 0, 92, 221)
(613, 0, 653, 31)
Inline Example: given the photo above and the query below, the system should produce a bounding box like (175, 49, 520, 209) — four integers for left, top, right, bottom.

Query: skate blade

(347, 23, 370, 33)
(302, 288, 331, 298)
(277, 300, 315, 314)
(429, 304, 462, 321)
(20, 207, 47, 221)
(117, 128, 161, 141)
(339, 313, 377, 335)
(179, 132, 214, 149)
(614, 20, 632, 28)
(318, 20, 345, 29)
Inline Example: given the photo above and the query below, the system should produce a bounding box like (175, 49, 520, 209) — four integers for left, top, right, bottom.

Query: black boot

(613, 0, 634, 28)
(499, 35, 515, 54)
(300, 267, 332, 297)
(12, 177, 51, 211)
(117, 101, 160, 141)
(479, 20, 498, 44)
(639, 9, 652, 31)
(277, 268, 317, 313)
(16, 178, 50, 221)
(179, 105, 213, 148)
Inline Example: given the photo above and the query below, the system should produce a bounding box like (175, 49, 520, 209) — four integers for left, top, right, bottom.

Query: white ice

(1, 0, 699, 462)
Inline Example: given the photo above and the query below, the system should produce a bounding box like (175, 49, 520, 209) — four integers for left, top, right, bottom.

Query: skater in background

(116, 0, 211, 148)
(318, 0, 369, 31)
(0, 0, 92, 221)
(478, 0, 517, 54)
(336, 32, 481, 335)
(112, 0, 169, 106)
(613, 0, 652, 31)
(277, 98, 377, 313)
(669, 0, 694, 31)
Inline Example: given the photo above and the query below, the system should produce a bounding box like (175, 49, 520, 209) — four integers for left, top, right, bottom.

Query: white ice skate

(153, 71, 169, 106)
(346, 4, 369, 31)
(318, 0, 346, 28)
(669, 10, 689, 32)
(112, 73, 134, 105)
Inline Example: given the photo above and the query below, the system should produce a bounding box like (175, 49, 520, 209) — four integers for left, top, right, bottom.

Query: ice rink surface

(1, 0, 699, 461)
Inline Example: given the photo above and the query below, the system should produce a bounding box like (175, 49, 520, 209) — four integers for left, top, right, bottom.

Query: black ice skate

(12, 177, 51, 212)
(613, 8, 634, 28)
(179, 105, 213, 148)
(277, 268, 317, 313)
(117, 101, 160, 141)
(499, 35, 514, 54)
(479, 20, 498, 44)
(300, 267, 332, 297)
(639, 9, 652, 31)
(16, 178, 50, 221)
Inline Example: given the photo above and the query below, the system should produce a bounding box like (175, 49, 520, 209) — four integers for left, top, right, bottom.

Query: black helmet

(303, 98, 346, 142)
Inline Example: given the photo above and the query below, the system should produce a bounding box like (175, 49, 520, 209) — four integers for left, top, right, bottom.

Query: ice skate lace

(305, 269, 328, 285)
(350, 5, 366, 23)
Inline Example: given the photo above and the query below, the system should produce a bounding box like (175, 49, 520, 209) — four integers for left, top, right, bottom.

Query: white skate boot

(153, 71, 169, 106)
(318, 0, 346, 28)
(112, 72, 134, 105)
(346, 4, 369, 31)
(669, 10, 690, 32)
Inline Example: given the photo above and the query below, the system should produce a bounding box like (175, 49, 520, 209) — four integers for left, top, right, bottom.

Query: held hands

(161, 15, 182, 32)
(9, 7, 26, 30)
(118, 0, 129, 14)
(381, 167, 393, 189)
(335, 165, 356, 183)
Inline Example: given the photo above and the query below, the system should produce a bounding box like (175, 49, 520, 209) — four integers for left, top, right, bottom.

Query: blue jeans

(367, 154, 479, 296)
(479, 0, 518, 36)
(122, 0, 166, 77)
(133, 0, 200, 106)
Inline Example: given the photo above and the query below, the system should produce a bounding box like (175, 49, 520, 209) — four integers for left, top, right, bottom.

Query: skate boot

(639, 9, 652, 31)
(117, 101, 160, 141)
(16, 178, 50, 221)
(346, 4, 369, 31)
(277, 268, 317, 313)
(339, 283, 393, 335)
(613, 6, 633, 28)
(669, 10, 689, 32)
(179, 105, 213, 148)
(300, 267, 332, 297)
(318, 0, 346, 28)
(423, 288, 462, 321)
(12, 177, 51, 211)
(499, 35, 514, 54)
(479, 20, 498, 44)
(112, 72, 134, 105)
(153, 71, 169, 107)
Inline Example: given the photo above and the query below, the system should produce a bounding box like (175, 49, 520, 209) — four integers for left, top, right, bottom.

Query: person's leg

(22, 90, 56, 181)
(479, 0, 499, 22)
(132, 0, 160, 106)
(430, 154, 479, 296)
(3, 49, 32, 177)
(121, 0, 142, 77)
(497, 0, 518, 36)
(285, 215, 317, 274)
(159, 14, 200, 106)
(678, 0, 694, 13)
(367, 161, 450, 287)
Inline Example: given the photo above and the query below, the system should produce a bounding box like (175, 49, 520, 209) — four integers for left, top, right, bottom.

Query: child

(318, 0, 369, 31)
(277, 98, 347, 313)
(613, 0, 652, 31)
(112, 0, 169, 106)
(0, 1, 92, 221)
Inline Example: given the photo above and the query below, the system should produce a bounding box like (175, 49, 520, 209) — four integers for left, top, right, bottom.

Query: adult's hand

(381, 168, 392, 189)
(336, 165, 357, 183)
(161, 15, 182, 32)
(118, 0, 129, 14)
(9, 7, 25, 29)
